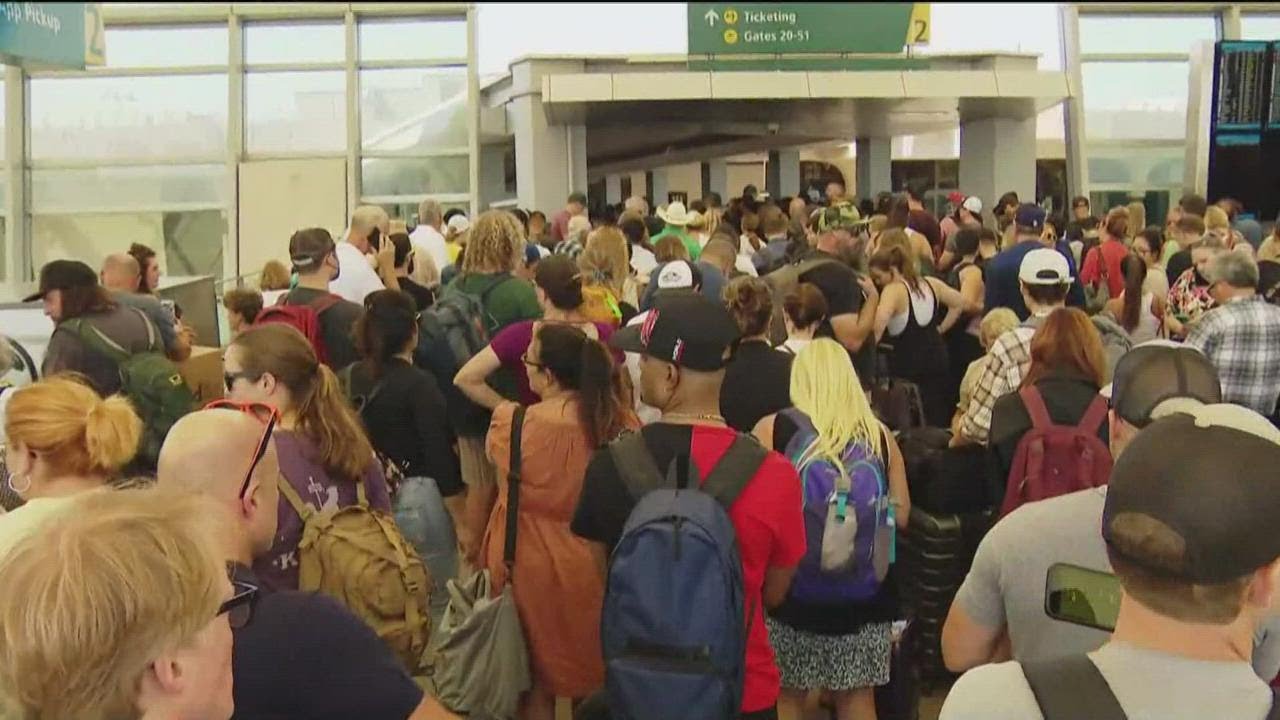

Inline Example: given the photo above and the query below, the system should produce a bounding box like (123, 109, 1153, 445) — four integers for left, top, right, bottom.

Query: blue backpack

(782, 409, 894, 604)
(601, 431, 767, 720)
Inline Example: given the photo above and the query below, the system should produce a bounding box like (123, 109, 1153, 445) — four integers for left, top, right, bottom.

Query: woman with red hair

(987, 307, 1110, 490)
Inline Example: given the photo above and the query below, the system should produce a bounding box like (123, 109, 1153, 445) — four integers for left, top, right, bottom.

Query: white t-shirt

(0, 495, 81, 561)
(328, 241, 385, 304)
(940, 641, 1273, 720)
(631, 245, 658, 278)
(780, 338, 811, 356)
(409, 224, 450, 278)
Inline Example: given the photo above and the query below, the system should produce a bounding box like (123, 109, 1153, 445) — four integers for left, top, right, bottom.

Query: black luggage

(897, 428, 992, 515)
(871, 378, 926, 432)
(875, 618, 921, 720)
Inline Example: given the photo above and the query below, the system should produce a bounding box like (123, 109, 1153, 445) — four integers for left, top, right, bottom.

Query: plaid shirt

(1185, 295, 1280, 416)
(959, 321, 1039, 444)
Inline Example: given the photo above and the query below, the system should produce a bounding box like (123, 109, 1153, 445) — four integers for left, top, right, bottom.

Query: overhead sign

(688, 3, 929, 56)
(0, 3, 103, 69)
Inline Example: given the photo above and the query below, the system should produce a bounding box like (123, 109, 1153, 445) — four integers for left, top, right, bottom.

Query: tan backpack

(278, 476, 432, 673)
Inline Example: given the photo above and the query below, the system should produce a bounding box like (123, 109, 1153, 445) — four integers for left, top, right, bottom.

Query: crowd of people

(2, 177, 1280, 720)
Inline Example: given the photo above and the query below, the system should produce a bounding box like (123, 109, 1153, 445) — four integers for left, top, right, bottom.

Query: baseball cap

(655, 260, 701, 290)
(1015, 203, 1046, 230)
(1018, 248, 1073, 285)
(962, 196, 983, 215)
(288, 228, 336, 272)
(610, 292, 740, 372)
(1103, 404, 1280, 584)
(447, 214, 471, 234)
(1101, 343, 1222, 427)
(816, 203, 870, 232)
(23, 260, 99, 302)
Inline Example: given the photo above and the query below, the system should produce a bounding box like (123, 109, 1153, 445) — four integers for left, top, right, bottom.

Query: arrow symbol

(705, 8, 720, 26)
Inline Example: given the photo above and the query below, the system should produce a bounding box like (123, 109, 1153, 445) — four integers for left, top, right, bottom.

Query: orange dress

(482, 397, 635, 698)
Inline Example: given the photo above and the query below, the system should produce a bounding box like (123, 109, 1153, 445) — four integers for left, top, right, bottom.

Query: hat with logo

(1015, 203, 1047, 231)
(1101, 343, 1222, 427)
(610, 292, 739, 371)
(962, 196, 984, 215)
(1018, 248, 1073, 286)
(23, 260, 99, 302)
(655, 260, 702, 291)
(1103, 404, 1280, 584)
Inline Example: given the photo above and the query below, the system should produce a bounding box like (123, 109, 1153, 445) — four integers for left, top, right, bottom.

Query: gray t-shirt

(111, 290, 178, 353)
(955, 487, 1280, 678)
(940, 641, 1273, 720)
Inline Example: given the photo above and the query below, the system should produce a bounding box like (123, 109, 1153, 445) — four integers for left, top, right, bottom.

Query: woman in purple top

(455, 254, 619, 408)
(223, 323, 392, 591)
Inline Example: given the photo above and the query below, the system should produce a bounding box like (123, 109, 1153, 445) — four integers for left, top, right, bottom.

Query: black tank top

(887, 279, 947, 378)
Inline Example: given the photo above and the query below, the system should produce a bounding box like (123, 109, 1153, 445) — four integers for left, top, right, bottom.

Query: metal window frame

(3, 3, 475, 282)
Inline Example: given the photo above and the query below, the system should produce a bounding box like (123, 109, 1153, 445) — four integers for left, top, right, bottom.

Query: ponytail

(355, 289, 418, 379)
(84, 395, 144, 474)
(535, 323, 627, 447)
(1119, 253, 1146, 333)
(297, 365, 376, 482)
(5, 375, 142, 478)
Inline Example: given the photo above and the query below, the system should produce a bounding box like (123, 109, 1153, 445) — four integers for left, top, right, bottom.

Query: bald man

(158, 411, 458, 720)
(332, 204, 400, 303)
(100, 252, 190, 361)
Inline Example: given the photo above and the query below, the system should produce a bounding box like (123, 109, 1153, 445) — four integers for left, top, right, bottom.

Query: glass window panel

(361, 157, 469, 197)
(103, 26, 228, 68)
(30, 75, 227, 161)
(358, 18, 467, 62)
(244, 22, 345, 65)
(361, 68, 467, 152)
(1080, 15, 1217, 55)
(245, 71, 346, 153)
(1242, 16, 1280, 41)
(1082, 61, 1189, 140)
(31, 165, 228, 213)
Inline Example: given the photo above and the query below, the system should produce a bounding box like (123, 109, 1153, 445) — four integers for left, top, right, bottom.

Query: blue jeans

(394, 476, 458, 624)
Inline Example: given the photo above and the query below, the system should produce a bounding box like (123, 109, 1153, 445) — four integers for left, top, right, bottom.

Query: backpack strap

(503, 405, 527, 572)
(1020, 385, 1052, 431)
(276, 475, 316, 522)
(65, 317, 130, 363)
(309, 293, 342, 315)
(1076, 395, 1110, 436)
(1022, 656, 1127, 720)
(701, 435, 769, 509)
(609, 431, 667, 501)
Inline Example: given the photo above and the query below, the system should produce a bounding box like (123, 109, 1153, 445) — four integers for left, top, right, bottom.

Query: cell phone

(1045, 562, 1121, 633)
(368, 226, 382, 251)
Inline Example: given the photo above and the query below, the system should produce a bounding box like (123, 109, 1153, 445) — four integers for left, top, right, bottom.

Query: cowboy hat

(657, 201, 695, 226)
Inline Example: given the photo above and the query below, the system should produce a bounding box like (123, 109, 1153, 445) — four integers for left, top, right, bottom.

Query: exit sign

(688, 3, 929, 56)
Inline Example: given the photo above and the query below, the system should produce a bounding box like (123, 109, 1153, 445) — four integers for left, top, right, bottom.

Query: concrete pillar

(959, 115, 1036, 218)
(700, 159, 727, 201)
(510, 58, 588, 213)
(478, 143, 509, 210)
(855, 137, 893, 201)
(766, 149, 800, 199)
(605, 175, 622, 204)
(647, 168, 670, 207)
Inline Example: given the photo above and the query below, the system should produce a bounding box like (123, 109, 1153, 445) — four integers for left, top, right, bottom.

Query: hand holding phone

(1045, 563, 1121, 633)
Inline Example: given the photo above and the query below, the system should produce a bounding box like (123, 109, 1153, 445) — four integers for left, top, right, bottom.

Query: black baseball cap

(288, 228, 336, 272)
(1015, 203, 1046, 231)
(1102, 343, 1222, 427)
(1103, 404, 1280, 584)
(23, 259, 98, 302)
(611, 293, 740, 372)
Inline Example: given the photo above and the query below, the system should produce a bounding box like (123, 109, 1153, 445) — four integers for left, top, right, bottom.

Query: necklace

(662, 412, 727, 424)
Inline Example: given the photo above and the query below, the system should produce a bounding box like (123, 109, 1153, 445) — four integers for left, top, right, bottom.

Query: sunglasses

(219, 578, 259, 630)
(521, 352, 543, 370)
(205, 400, 279, 499)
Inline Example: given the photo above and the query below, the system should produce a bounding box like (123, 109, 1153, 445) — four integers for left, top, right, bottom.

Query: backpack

(1000, 386, 1112, 518)
(415, 274, 514, 434)
(601, 432, 767, 720)
(763, 256, 840, 345)
(1023, 655, 1280, 720)
(781, 409, 894, 604)
(581, 284, 623, 327)
(277, 473, 433, 673)
(254, 293, 342, 366)
(67, 308, 194, 469)
(336, 365, 406, 496)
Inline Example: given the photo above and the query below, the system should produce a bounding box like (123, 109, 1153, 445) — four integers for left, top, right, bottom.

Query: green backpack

(66, 308, 195, 469)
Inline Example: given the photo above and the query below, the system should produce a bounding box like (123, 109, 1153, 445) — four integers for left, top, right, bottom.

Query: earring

(7, 471, 31, 496)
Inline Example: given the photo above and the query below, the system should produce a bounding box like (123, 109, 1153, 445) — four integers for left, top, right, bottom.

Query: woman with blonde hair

(259, 259, 291, 292)
(754, 338, 909, 720)
(0, 486, 242, 720)
(579, 225, 639, 323)
(0, 375, 141, 555)
(222, 323, 394, 591)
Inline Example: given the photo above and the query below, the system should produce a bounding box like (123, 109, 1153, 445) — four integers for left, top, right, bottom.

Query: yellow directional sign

(724, 7, 738, 25)
(724, 28, 738, 45)
(908, 2, 930, 45)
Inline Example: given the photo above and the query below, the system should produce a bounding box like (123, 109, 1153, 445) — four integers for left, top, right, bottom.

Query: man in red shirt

(574, 292, 806, 719)
(549, 191, 587, 244)
(1080, 206, 1131, 300)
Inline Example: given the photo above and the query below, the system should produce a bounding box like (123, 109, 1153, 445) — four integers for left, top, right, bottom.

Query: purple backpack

(782, 409, 894, 604)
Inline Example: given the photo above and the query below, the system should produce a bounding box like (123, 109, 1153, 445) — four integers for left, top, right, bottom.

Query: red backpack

(1000, 386, 1112, 518)
(254, 293, 342, 366)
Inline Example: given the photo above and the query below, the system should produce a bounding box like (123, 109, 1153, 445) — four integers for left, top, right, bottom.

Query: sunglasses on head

(205, 400, 280, 499)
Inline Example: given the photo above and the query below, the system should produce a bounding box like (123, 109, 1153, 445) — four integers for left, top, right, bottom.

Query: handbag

(430, 406, 532, 719)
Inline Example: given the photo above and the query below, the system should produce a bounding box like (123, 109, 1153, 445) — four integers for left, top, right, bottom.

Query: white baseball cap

(1019, 248, 1073, 285)
(962, 196, 983, 215)
(657, 260, 696, 289)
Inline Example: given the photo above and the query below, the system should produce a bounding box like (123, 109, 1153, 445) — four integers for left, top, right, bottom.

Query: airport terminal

(1, 3, 1280, 720)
